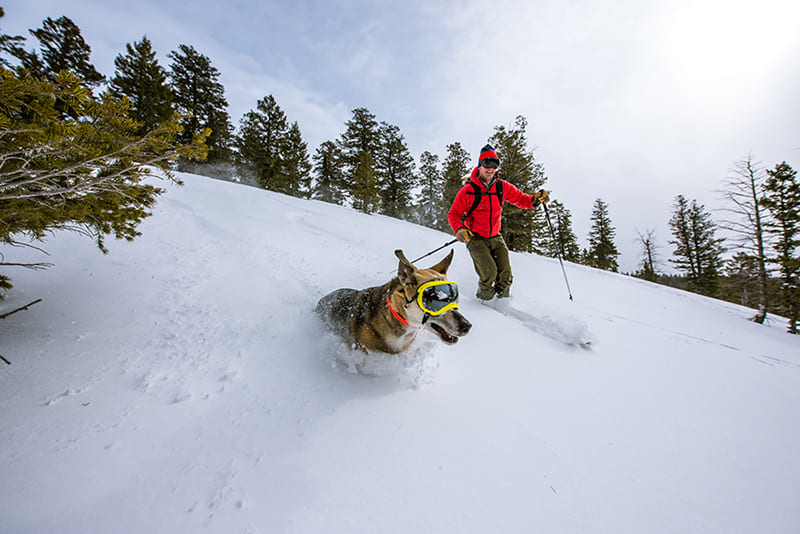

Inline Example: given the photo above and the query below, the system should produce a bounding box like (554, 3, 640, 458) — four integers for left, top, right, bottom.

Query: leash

(410, 238, 458, 264)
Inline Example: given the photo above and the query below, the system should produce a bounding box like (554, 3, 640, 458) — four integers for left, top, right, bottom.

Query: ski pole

(411, 238, 459, 264)
(543, 203, 574, 301)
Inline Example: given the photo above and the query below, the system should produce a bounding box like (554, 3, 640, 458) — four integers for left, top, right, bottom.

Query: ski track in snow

(478, 296, 593, 347)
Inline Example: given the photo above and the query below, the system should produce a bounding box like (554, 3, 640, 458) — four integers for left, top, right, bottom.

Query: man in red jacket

(448, 144, 549, 300)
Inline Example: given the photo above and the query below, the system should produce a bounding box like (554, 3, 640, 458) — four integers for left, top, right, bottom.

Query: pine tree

(337, 108, 381, 212)
(108, 36, 173, 136)
(417, 151, 444, 228)
(668, 195, 725, 296)
(351, 151, 380, 213)
(13, 16, 105, 87)
(168, 44, 232, 168)
(235, 94, 288, 191)
(0, 8, 26, 68)
(546, 200, 580, 262)
(723, 252, 762, 309)
(376, 122, 414, 219)
(760, 161, 800, 334)
(312, 140, 345, 205)
(442, 142, 470, 209)
(489, 116, 547, 253)
(0, 68, 208, 298)
(586, 198, 620, 271)
(282, 122, 312, 199)
(720, 154, 772, 323)
(338, 108, 380, 168)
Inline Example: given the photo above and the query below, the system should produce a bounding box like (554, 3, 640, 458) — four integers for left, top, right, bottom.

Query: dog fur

(315, 249, 472, 354)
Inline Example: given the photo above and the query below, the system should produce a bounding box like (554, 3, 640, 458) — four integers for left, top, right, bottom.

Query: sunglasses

(480, 159, 499, 169)
(416, 280, 459, 316)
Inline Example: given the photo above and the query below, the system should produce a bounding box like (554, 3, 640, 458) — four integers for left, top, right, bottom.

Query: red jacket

(448, 167, 536, 238)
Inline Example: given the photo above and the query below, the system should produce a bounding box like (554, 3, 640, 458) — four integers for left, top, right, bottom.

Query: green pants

(466, 235, 513, 300)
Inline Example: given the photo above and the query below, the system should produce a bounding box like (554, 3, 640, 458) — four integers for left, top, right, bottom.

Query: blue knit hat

(479, 144, 499, 166)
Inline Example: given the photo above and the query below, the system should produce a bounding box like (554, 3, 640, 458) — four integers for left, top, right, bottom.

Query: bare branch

(0, 122, 182, 202)
(1, 240, 52, 255)
(0, 261, 54, 270)
(0, 298, 42, 320)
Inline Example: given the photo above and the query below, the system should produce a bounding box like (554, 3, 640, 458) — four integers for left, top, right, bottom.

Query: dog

(315, 249, 472, 354)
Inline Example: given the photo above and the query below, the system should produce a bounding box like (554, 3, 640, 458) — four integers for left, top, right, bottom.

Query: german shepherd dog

(315, 250, 472, 354)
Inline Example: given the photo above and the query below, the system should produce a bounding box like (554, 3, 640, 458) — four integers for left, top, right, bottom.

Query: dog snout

(455, 312, 472, 335)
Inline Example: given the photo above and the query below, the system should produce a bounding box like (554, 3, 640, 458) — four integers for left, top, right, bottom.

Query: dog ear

(395, 249, 417, 285)
(429, 249, 454, 274)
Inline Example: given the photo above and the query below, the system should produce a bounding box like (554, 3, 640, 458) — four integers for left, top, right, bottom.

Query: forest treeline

(1, 10, 797, 332)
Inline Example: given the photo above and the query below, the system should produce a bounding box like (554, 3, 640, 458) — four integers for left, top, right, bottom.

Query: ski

(478, 298, 593, 349)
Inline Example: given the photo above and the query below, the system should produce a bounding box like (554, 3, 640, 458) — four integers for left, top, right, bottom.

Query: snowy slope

(2, 172, 799, 534)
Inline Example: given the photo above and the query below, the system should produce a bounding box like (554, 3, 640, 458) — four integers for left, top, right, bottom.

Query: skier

(448, 144, 549, 300)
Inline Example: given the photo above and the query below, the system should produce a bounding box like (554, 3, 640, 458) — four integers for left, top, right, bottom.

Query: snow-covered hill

(2, 172, 799, 534)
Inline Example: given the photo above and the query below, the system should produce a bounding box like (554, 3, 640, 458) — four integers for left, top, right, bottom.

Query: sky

(3, 0, 800, 272)
(2, 170, 800, 533)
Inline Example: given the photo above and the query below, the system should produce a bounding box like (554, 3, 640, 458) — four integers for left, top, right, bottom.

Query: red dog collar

(386, 296, 411, 326)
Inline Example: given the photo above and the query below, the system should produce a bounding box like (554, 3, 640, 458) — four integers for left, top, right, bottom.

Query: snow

(2, 172, 799, 534)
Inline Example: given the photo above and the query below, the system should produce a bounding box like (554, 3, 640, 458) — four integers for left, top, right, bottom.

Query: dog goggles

(416, 280, 459, 316)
